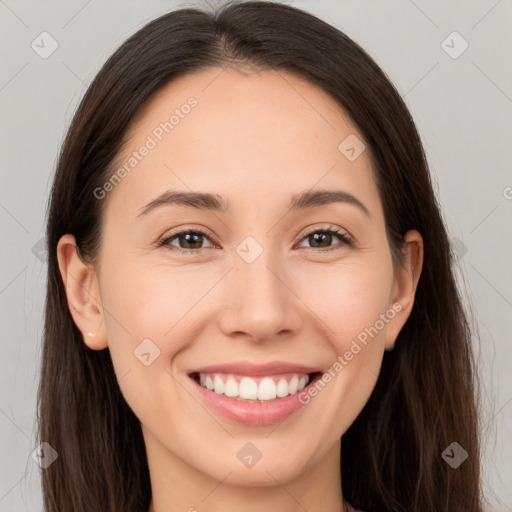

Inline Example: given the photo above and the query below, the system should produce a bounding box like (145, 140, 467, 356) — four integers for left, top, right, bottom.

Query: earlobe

(385, 230, 424, 349)
(56, 234, 108, 350)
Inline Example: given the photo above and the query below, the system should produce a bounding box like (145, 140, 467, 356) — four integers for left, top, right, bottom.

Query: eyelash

(157, 225, 352, 255)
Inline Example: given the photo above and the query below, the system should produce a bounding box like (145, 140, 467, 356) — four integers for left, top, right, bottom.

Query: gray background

(1, 0, 511, 510)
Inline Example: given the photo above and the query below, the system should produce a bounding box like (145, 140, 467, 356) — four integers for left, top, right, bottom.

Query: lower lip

(190, 376, 315, 426)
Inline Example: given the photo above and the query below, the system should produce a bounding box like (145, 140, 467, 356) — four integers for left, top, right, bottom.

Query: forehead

(104, 67, 380, 219)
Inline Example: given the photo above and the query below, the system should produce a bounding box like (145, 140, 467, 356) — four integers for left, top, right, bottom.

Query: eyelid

(157, 224, 219, 248)
(297, 223, 351, 242)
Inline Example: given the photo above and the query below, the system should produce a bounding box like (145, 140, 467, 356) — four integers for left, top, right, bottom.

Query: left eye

(158, 227, 351, 253)
(297, 228, 351, 251)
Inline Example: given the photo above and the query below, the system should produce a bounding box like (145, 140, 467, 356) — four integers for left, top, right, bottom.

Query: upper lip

(189, 361, 322, 377)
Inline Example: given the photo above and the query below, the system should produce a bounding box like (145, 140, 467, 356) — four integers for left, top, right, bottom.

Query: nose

(217, 249, 304, 343)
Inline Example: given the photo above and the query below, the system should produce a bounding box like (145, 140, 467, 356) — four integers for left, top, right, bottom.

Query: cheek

(300, 269, 390, 424)
(97, 262, 196, 428)
(98, 258, 220, 388)
(292, 263, 394, 438)
(296, 260, 394, 351)
(101, 257, 193, 341)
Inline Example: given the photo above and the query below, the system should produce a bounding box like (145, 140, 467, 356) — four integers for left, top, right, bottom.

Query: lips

(190, 361, 322, 376)
(187, 361, 323, 425)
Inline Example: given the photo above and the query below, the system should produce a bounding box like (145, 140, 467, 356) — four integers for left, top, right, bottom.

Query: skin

(57, 67, 423, 512)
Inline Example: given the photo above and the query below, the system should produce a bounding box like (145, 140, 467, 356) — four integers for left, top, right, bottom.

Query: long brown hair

(38, 1, 484, 510)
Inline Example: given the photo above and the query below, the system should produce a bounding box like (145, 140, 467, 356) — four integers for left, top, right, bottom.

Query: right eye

(158, 228, 216, 254)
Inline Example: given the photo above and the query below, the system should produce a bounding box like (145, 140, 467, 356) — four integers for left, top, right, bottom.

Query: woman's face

(60, 67, 421, 489)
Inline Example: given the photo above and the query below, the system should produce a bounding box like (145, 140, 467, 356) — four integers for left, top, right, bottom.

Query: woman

(38, 1, 483, 511)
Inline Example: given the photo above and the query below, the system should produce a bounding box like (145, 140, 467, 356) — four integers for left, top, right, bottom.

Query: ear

(384, 229, 424, 349)
(56, 234, 108, 350)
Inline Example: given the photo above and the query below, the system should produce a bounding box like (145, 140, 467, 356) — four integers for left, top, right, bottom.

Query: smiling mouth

(189, 371, 322, 402)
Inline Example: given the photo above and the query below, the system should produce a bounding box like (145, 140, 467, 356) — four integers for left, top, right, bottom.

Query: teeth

(239, 377, 258, 399)
(288, 376, 299, 394)
(257, 377, 276, 401)
(224, 378, 239, 397)
(213, 376, 225, 395)
(197, 373, 311, 401)
(276, 378, 289, 397)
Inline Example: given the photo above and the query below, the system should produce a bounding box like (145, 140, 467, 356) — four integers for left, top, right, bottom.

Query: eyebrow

(137, 188, 371, 218)
(290, 189, 371, 217)
(137, 191, 231, 217)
